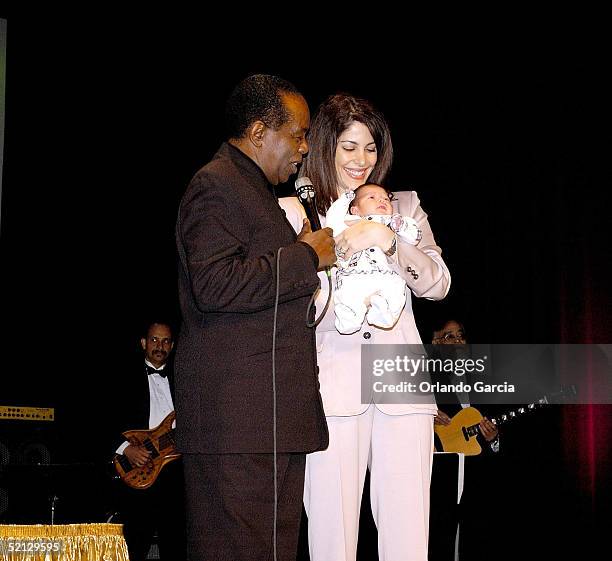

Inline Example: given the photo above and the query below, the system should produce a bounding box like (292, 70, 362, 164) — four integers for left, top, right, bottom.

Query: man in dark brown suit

(174, 74, 335, 561)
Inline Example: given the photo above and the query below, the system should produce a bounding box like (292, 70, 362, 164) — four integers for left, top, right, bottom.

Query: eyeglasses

(434, 332, 466, 344)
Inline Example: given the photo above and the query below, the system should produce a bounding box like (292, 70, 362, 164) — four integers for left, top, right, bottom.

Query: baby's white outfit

(327, 191, 421, 334)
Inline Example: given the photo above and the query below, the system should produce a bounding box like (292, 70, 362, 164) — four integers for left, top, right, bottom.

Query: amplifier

(0, 406, 55, 422)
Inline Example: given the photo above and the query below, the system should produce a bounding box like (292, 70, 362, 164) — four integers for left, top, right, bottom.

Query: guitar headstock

(491, 384, 578, 426)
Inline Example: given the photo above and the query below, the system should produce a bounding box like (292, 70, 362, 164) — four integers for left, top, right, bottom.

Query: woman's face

(334, 121, 377, 192)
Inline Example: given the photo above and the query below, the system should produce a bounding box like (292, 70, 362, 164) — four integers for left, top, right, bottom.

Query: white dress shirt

(115, 360, 175, 455)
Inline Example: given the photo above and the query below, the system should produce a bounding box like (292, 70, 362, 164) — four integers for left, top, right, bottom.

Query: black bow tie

(146, 365, 167, 378)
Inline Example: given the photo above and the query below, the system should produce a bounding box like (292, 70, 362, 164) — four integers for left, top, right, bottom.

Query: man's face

(141, 323, 174, 368)
(433, 320, 466, 344)
(259, 93, 309, 185)
(350, 185, 392, 216)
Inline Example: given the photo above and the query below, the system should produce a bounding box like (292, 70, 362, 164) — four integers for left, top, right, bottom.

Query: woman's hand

(334, 220, 395, 259)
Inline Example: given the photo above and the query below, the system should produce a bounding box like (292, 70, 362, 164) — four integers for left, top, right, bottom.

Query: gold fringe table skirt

(0, 523, 129, 561)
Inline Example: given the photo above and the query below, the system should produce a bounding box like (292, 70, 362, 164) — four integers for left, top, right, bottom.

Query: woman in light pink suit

(279, 94, 451, 561)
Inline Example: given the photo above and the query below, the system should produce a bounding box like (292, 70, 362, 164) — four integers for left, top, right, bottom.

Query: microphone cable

(272, 246, 282, 561)
(306, 269, 332, 328)
(271, 244, 327, 561)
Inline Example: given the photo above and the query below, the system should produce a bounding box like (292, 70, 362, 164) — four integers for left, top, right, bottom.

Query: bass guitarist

(111, 319, 186, 561)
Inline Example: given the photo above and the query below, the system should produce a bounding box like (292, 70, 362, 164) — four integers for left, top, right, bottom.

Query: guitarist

(428, 318, 500, 561)
(431, 319, 499, 453)
(112, 319, 186, 561)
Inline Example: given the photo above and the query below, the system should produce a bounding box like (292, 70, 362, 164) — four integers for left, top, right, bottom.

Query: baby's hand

(390, 215, 422, 245)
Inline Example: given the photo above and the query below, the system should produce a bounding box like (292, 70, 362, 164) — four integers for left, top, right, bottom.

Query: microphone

(295, 176, 322, 231)
(295, 176, 332, 283)
(294, 177, 333, 325)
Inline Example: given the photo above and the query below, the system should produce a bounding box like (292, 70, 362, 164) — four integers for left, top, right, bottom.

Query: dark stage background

(1, 18, 611, 560)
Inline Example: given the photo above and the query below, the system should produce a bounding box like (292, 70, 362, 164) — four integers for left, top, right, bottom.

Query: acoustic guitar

(114, 411, 181, 489)
(434, 386, 575, 455)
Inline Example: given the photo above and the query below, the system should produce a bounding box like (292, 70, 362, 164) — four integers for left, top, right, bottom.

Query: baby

(326, 184, 422, 334)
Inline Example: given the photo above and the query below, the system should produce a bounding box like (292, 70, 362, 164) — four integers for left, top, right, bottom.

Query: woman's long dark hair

(300, 94, 393, 215)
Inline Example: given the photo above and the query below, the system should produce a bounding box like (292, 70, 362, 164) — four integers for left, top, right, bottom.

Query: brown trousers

(183, 453, 306, 561)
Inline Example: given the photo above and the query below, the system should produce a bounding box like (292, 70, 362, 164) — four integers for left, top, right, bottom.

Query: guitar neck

(158, 428, 176, 450)
(465, 399, 548, 436)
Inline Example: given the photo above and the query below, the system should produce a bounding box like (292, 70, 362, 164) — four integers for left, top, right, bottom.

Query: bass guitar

(113, 411, 181, 489)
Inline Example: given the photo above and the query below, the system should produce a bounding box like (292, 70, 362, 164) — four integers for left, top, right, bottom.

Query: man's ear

(140, 337, 147, 351)
(247, 121, 266, 147)
(349, 206, 359, 216)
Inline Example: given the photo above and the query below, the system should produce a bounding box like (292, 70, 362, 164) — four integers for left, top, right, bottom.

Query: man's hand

(123, 444, 151, 467)
(298, 219, 336, 269)
(434, 410, 452, 426)
(479, 417, 499, 442)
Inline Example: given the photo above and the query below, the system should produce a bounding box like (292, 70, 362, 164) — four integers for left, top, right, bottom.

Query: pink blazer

(279, 191, 450, 416)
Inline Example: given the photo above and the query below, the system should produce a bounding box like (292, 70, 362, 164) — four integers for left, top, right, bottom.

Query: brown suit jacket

(174, 143, 328, 454)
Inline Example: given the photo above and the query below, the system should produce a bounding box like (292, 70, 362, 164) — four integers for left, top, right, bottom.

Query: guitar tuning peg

(509, 411, 516, 417)
(518, 407, 525, 414)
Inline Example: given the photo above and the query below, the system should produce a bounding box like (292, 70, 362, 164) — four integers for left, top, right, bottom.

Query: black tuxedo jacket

(111, 359, 176, 454)
(174, 143, 328, 454)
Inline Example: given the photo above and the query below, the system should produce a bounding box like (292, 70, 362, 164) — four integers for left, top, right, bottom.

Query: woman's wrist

(384, 235, 397, 257)
(382, 226, 396, 255)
